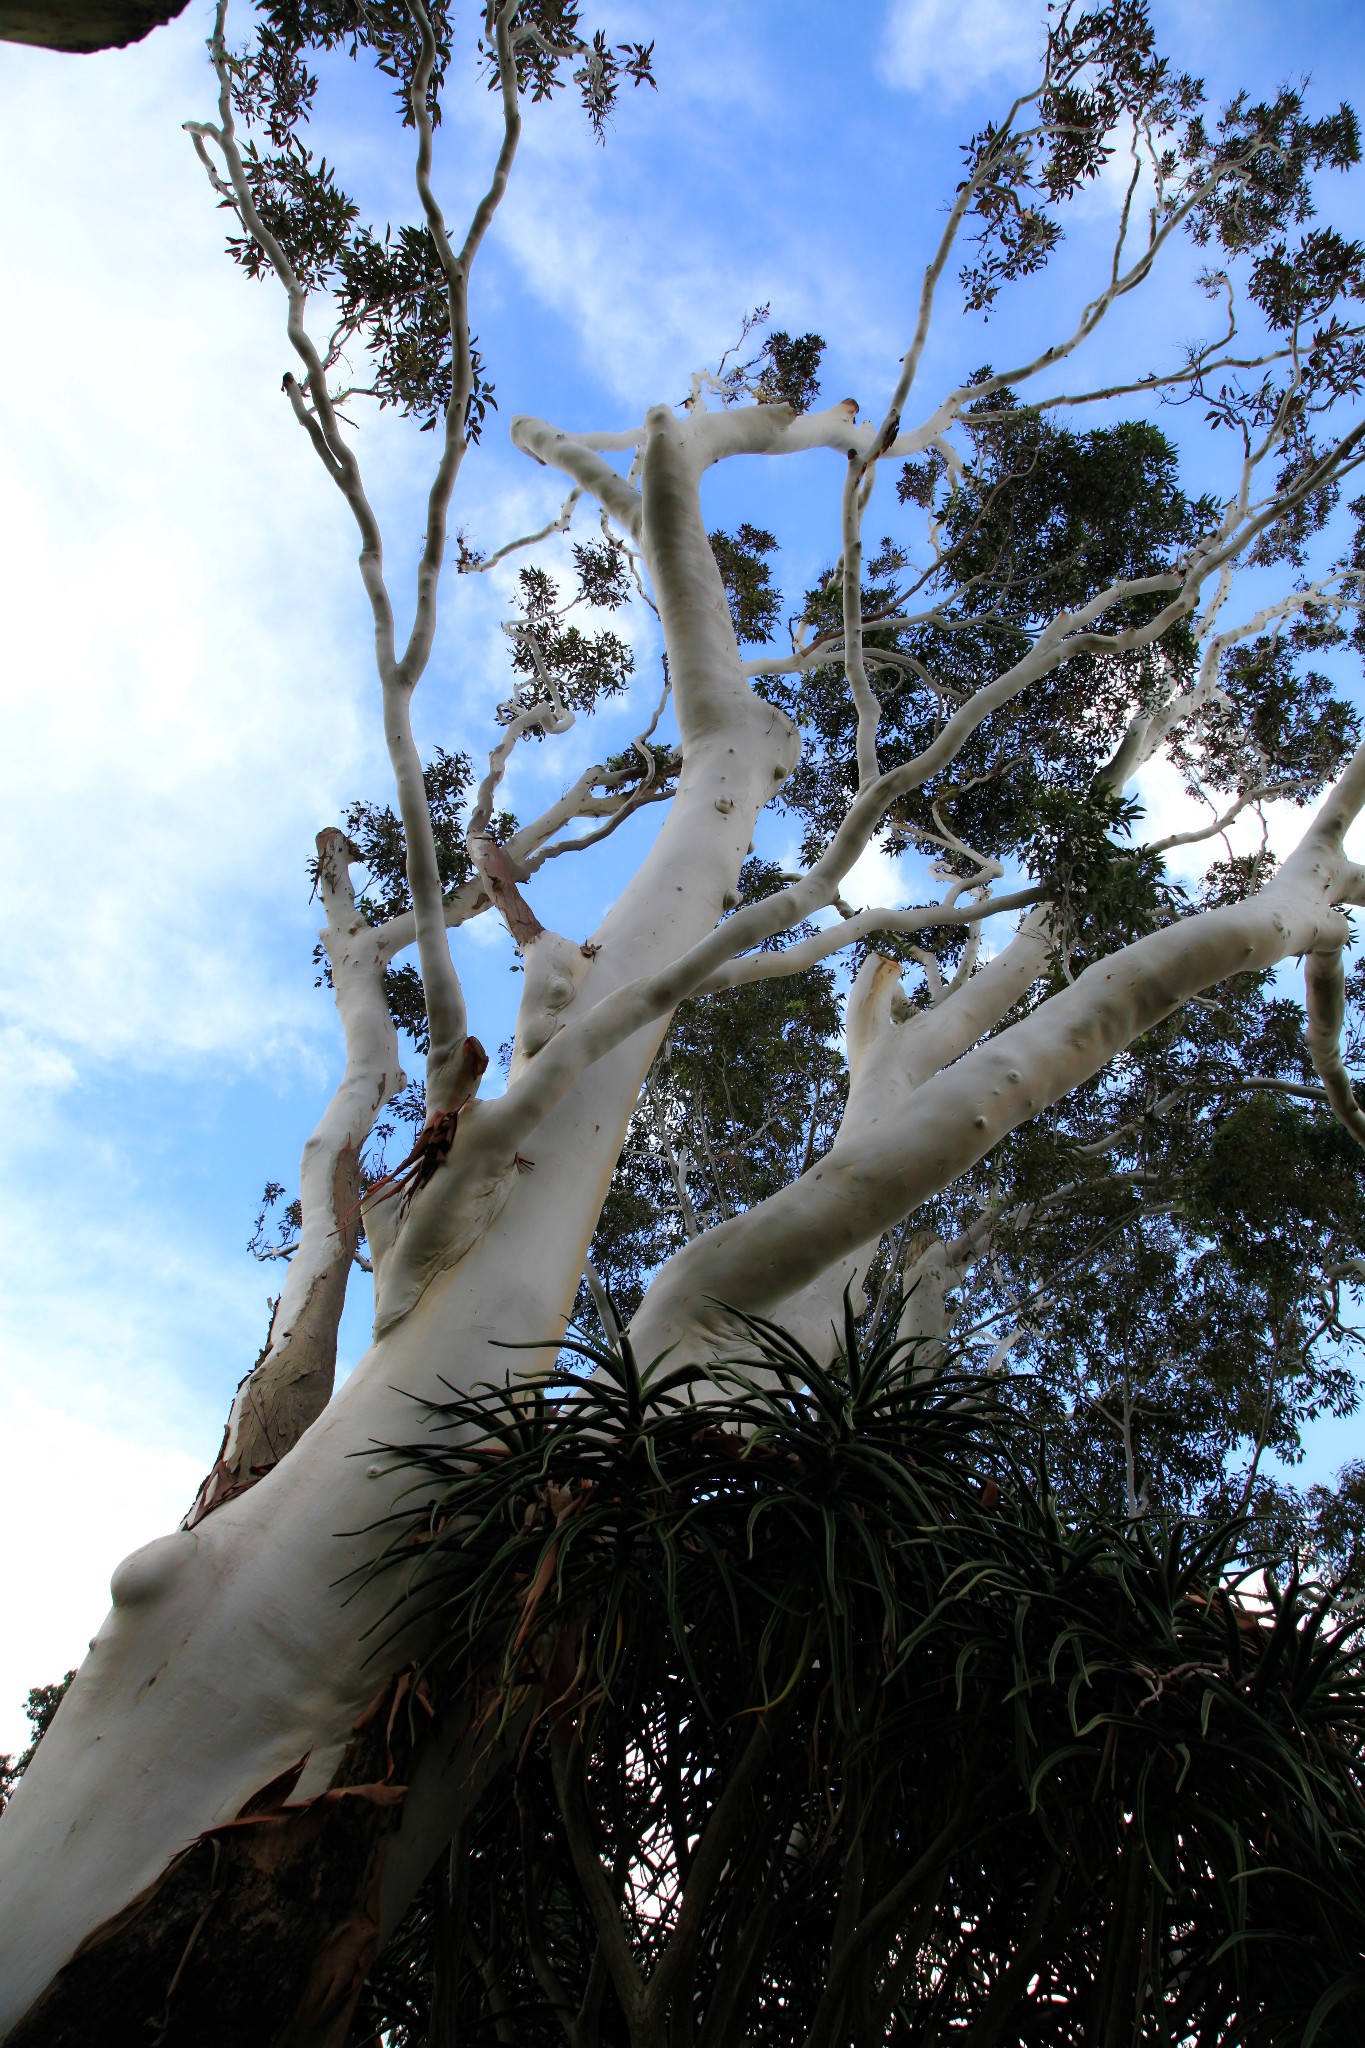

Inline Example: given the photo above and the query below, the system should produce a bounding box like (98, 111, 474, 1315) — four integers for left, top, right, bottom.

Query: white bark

(187, 830, 405, 1520)
(626, 754, 1365, 1364)
(897, 1232, 968, 1358)
(0, 400, 797, 2033)
(1304, 945, 1365, 1149)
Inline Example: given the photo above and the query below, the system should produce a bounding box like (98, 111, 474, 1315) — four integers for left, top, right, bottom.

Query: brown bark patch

(4, 1670, 433, 2048)
(479, 840, 544, 948)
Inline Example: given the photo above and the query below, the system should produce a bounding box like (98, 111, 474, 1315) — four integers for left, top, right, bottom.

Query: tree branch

(626, 744, 1365, 1358)
(695, 886, 1046, 992)
(398, 0, 522, 691)
(1304, 946, 1365, 1149)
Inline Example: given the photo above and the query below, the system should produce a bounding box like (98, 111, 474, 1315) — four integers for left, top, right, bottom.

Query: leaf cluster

(220, 1, 652, 429)
(1023, 784, 1177, 974)
(1174, 628, 1361, 803)
(509, 565, 635, 716)
(479, 5, 654, 142)
(956, 0, 1363, 332)
(958, 1, 1203, 312)
(324, 746, 511, 1050)
(753, 329, 826, 414)
(1186, 88, 1361, 268)
(717, 320, 826, 416)
(336, 223, 496, 434)
(708, 525, 781, 646)
(247, 1177, 303, 1261)
(341, 746, 480, 913)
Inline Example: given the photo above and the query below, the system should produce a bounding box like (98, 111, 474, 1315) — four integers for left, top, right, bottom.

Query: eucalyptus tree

(5, 0, 1365, 2038)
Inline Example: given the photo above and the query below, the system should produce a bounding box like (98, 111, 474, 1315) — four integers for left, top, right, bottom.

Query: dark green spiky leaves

(353, 1323, 1365, 2047)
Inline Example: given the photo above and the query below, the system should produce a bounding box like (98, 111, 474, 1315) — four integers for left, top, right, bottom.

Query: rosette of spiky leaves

(362, 1306, 1014, 1727)
(352, 1315, 1365, 2048)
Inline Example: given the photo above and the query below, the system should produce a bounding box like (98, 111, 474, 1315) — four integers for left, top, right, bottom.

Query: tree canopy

(7, 1, 1365, 2041)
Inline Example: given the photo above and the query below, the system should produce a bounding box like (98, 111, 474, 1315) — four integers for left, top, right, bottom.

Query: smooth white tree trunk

(0, 408, 798, 2033)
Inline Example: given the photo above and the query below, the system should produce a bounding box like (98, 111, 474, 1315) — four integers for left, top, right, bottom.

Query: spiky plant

(350, 1316, 1365, 2047)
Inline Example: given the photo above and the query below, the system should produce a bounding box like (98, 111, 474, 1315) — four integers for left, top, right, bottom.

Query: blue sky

(2, 0, 1364, 1748)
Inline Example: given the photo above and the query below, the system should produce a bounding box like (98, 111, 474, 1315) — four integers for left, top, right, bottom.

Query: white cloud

(879, 0, 1044, 103)
(0, 1028, 77, 1112)
(0, 1390, 204, 1755)
(1132, 753, 1365, 885)
(497, 176, 763, 406)
(841, 835, 912, 912)
(0, 23, 391, 1084)
(0, 1188, 266, 1752)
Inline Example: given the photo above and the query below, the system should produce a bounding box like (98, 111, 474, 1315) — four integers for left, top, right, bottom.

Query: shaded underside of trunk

(0, 0, 188, 51)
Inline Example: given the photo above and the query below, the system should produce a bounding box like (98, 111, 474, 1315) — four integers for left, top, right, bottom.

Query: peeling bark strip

(477, 838, 545, 948)
(186, 827, 405, 1525)
(5, 1670, 429, 2048)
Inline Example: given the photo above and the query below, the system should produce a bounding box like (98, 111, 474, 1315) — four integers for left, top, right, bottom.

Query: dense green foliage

(346, 1324, 1365, 2045)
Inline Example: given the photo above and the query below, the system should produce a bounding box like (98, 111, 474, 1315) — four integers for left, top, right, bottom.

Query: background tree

(4, 0, 1365, 2038)
(0, 1674, 72, 1818)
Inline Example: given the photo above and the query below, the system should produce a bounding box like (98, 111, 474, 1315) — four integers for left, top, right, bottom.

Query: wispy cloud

(879, 0, 1044, 104)
(0, 28, 389, 1082)
(1134, 752, 1365, 883)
